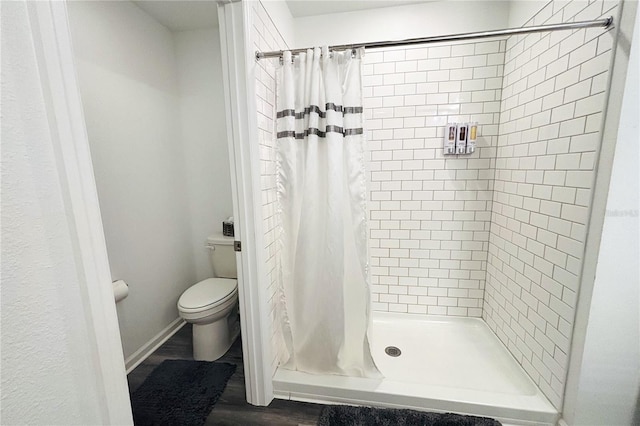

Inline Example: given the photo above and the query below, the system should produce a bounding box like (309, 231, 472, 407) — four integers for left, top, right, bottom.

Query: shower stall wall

(364, 40, 505, 318)
(249, 0, 621, 421)
(484, 0, 618, 407)
(251, 0, 291, 377)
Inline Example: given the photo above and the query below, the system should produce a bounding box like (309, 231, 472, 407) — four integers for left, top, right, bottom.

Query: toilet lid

(178, 278, 237, 310)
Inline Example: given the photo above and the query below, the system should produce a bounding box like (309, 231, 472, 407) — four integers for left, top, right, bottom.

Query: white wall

(68, 1, 231, 361)
(568, 3, 639, 423)
(1, 1, 107, 423)
(174, 28, 233, 281)
(68, 1, 195, 359)
(292, 1, 510, 48)
(508, 0, 547, 28)
(262, 0, 296, 47)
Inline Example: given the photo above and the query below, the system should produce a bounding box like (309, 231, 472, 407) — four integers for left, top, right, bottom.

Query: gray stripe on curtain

(276, 104, 364, 119)
(277, 126, 364, 139)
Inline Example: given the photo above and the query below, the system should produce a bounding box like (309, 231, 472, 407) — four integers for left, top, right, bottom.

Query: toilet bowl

(177, 233, 240, 361)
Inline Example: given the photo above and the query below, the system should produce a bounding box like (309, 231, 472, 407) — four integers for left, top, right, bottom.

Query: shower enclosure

(218, 0, 633, 424)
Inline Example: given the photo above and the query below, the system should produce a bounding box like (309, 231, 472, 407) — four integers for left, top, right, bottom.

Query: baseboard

(125, 317, 186, 374)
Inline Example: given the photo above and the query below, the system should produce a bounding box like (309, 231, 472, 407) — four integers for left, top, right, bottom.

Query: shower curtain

(275, 47, 380, 377)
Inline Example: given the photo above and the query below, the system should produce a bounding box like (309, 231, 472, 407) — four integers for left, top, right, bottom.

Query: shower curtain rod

(255, 16, 613, 60)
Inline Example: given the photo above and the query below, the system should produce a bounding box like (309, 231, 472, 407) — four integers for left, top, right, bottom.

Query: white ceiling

(133, 0, 439, 31)
(133, 0, 219, 31)
(132, 0, 439, 31)
(285, 0, 434, 18)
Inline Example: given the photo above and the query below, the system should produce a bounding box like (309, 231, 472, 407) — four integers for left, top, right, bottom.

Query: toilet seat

(178, 278, 237, 314)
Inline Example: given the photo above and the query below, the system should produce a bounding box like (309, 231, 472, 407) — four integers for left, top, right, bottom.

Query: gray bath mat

(318, 405, 502, 426)
(131, 359, 236, 426)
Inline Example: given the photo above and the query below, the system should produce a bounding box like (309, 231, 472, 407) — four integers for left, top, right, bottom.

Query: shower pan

(274, 312, 557, 423)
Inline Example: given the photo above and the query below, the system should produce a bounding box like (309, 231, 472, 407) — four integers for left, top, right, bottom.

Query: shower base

(273, 312, 558, 425)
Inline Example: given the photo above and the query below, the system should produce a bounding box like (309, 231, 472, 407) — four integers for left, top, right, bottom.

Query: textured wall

(364, 41, 505, 316)
(1, 1, 105, 422)
(483, 0, 618, 408)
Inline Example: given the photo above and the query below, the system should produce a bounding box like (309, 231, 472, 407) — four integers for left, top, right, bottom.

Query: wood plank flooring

(127, 323, 323, 425)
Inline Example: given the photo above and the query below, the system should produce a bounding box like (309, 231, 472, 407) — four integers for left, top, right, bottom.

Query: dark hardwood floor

(127, 323, 324, 426)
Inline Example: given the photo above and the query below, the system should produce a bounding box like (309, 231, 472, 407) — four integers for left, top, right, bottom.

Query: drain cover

(385, 346, 401, 357)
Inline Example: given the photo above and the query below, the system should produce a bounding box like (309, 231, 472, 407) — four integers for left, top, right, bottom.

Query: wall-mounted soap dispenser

(456, 123, 468, 154)
(467, 122, 477, 154)
(443, 122, 478, 156)
(444, 123, 457, 155)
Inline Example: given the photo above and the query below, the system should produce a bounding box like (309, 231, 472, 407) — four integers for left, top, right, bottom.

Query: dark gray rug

(318, 405, 502, 426)
(131, 359, 236, 426)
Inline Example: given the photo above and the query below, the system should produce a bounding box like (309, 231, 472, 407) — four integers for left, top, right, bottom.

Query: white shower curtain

(275, 47, 380, 377)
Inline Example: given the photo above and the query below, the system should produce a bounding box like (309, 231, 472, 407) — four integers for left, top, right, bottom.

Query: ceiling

(285, 0, 434, 18)
(132, 0, 436, 31)
(133, 1, 219, 31)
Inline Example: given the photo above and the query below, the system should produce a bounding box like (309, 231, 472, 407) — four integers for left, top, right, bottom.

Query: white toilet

(177, 233, 240, 361)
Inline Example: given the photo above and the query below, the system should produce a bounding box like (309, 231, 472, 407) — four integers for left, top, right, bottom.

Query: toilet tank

(207, 233, 237, 279)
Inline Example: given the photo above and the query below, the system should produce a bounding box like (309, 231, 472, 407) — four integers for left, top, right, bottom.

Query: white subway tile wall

(364, 40, 506, 317)
(251, 1, 288, 375)
(483, 0, 617, 408)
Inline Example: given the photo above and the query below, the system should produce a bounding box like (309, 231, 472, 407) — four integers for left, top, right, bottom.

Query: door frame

(217, 0, 274, 406)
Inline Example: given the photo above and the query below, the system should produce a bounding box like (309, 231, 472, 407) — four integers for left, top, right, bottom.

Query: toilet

(178, 233, 240, 361)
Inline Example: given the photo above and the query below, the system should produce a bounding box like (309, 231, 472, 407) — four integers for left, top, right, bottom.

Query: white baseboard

(124, 318, 186, 374)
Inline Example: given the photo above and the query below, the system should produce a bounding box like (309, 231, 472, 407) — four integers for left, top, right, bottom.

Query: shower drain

(385, 346, 402, 357)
